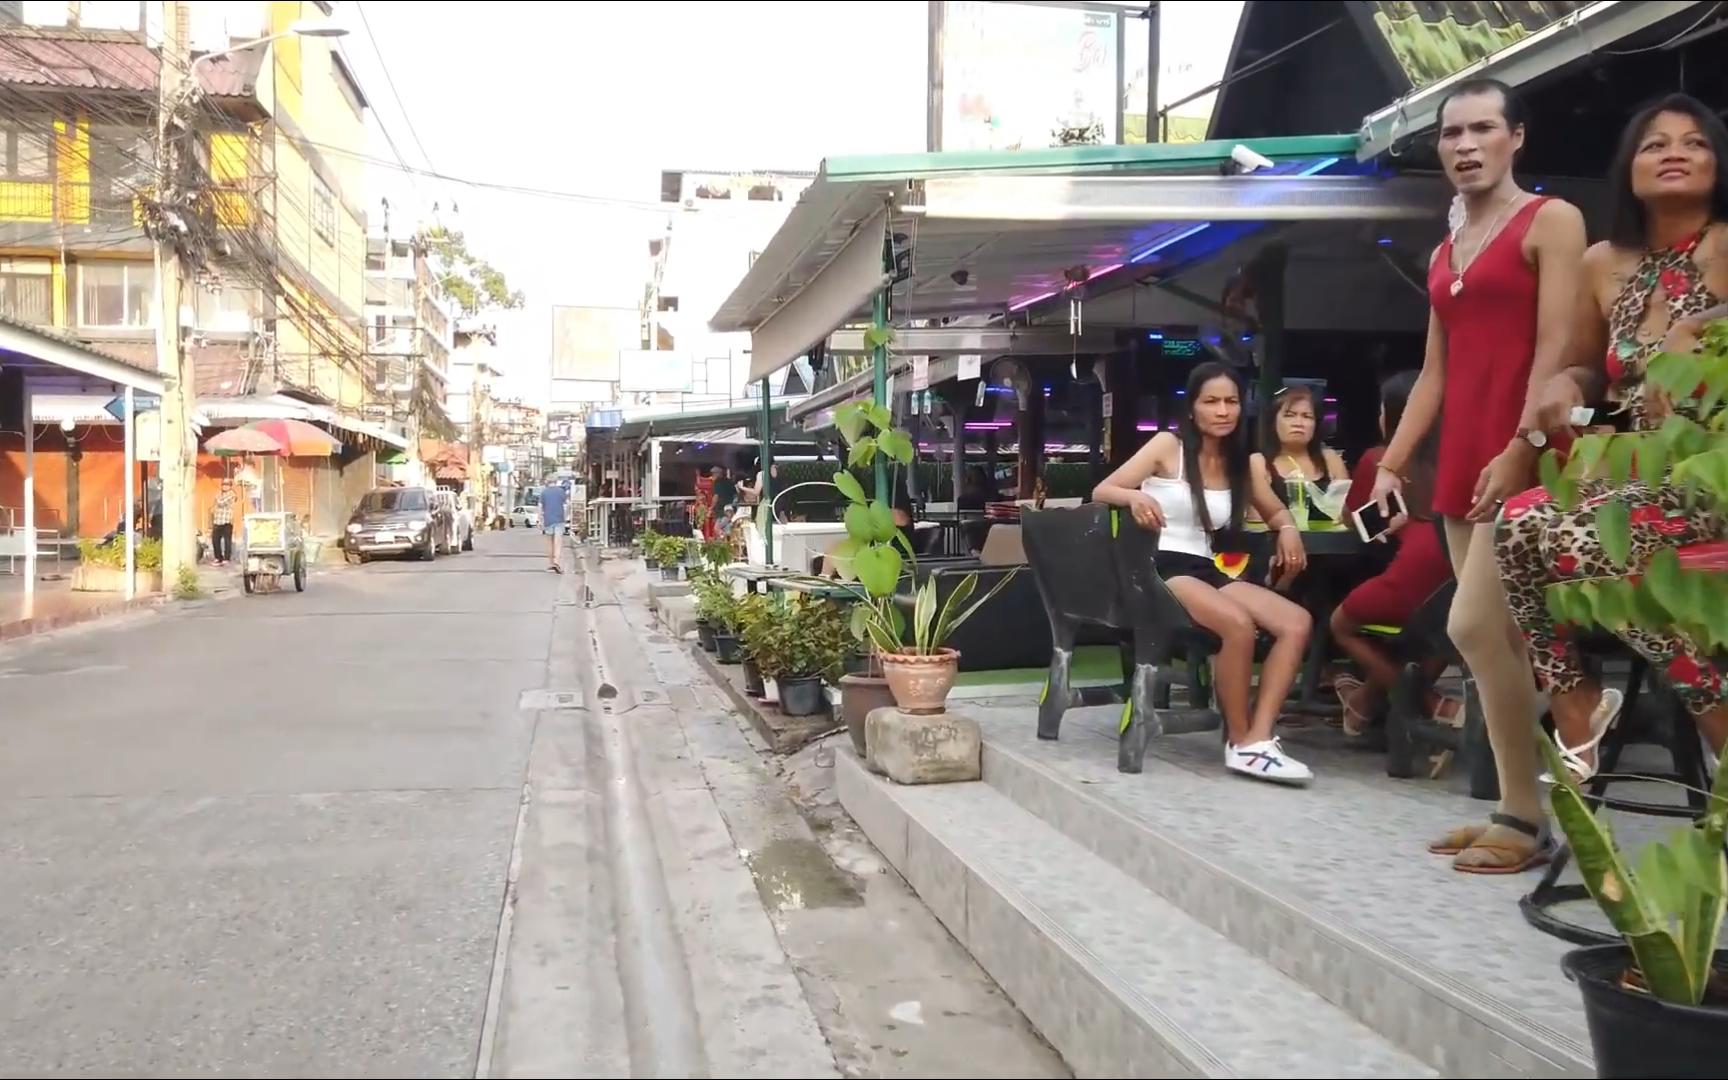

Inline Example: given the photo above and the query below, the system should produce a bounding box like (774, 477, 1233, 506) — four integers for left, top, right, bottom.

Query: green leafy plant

(1533, 315, 1728, 1006)
(692, 573, 740, 631)
(1539, 736, 1727, 1005)
(1539, 318, 1728, 651)
(77, 535, 162, 571)
(736, 592, 776, 667)
(173, 563, 203, 600)
(738, 594, 846, 681)
(646, 532, 689, 567)
(700, 537, 733, 570)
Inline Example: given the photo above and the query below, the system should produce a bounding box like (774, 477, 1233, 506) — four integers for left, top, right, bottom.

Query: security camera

(1230, 144, 1277, 174)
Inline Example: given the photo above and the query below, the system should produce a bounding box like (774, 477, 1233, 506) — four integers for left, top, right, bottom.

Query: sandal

(1427, 822, 1487, 856)
(1541, 688, 1624, 784)
(1430, 695, 1464, 728)
(1452, 813, 1553, 875)
(1332, 675, 1371, 738)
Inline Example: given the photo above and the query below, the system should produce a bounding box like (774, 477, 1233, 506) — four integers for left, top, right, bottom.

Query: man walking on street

(540, 481, 569, 573)
(211, 479, 238, 565)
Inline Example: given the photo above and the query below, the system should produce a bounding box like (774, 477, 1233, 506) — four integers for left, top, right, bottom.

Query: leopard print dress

(1494, 228, 1727, 716)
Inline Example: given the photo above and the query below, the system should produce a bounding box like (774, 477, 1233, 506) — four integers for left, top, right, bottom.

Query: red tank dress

(1427, 196, 1550, 518)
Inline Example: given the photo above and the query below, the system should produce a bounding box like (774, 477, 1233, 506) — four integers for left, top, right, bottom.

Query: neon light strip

(1008, 288, 1059, 312)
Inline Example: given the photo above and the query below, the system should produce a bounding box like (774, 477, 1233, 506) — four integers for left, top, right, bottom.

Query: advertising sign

(617, 350, 695, 393)
(550, 305, 640, 382)
(930, 1, 1124, 152)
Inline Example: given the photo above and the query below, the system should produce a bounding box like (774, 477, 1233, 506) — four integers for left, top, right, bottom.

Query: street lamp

(185, 19, 350, 90)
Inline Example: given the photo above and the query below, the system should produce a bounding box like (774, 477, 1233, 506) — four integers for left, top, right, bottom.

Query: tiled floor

(967, 698, 1694, 1059)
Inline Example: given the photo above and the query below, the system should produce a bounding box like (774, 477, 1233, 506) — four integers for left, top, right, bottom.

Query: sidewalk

(0, 564, 238, 642)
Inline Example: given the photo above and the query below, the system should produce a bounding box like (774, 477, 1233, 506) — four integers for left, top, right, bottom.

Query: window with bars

(78, 261, 156, 328)
(0, 258, 51, 324)
(1, 116, 51, 180)
(312, 175, 336, 245)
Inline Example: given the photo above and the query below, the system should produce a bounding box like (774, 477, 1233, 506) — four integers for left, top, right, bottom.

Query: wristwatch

(1517, 427, 1548, 450)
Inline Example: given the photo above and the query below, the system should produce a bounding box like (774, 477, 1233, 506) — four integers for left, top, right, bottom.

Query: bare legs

(1166, 577, 1312, 744)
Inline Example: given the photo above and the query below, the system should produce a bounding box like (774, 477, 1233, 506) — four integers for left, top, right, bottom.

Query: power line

(353, 1, 437, 174)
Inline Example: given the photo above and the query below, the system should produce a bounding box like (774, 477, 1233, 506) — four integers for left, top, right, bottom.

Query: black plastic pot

(644, 556, 659, 570)
(778, 674, 827, 717)
(742, 658, 765, 696)
(696, 620, 717, 651)
(1564, 944, 1728, 1079)
(660, 565, 681, 581)
(713, 632, 743, 664)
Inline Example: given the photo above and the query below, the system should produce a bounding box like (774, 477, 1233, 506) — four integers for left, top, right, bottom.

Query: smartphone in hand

(1351, 489, 1409, 544)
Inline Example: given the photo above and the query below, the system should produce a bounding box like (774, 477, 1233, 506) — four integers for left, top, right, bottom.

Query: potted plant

(648, 533, 686, 580)
(813, 396, 1018, 715)
(1531, 321, 1728, 1078)
(700, 537, 733, 572)
(735, 593, 770, 696)
(707, 588, 744, 664)
(73, 535, 164, 593)
(744, 595, 843, 717)
(641, 527, 662, 570)
(691, 572, 726, 652)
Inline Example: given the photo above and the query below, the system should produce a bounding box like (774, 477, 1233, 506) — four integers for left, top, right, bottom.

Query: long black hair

(1177, 361, 1249, 539)
(1260, 384, 1327, 477)
(1607, 93, 1728, 249)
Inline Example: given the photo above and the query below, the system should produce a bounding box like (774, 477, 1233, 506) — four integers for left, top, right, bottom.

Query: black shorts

(1156, 551, 1234, 589)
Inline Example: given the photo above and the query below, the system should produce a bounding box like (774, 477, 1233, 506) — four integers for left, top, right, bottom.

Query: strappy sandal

(1452, 813, 1554, 875)
(1332, 675, 1371, 737)
(1541, 687, 1624, 784)
(1427, 822, 1488, 856)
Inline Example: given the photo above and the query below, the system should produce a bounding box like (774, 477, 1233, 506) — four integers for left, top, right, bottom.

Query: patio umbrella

(206, 426, 286, 456)
(236, 418, 341, 456)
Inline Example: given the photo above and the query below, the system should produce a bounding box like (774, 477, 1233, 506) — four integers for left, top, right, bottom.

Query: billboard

(549, 305, 641, 382)
(1352, 1, 1589, 92)
(930, 1, 1125, 152)
(618, 350, 695, 393)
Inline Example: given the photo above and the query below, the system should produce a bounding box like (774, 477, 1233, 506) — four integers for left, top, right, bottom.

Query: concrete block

(865, 706, 981, 785)
(647, 579, 692, 600)
(653, 594, 699, 638)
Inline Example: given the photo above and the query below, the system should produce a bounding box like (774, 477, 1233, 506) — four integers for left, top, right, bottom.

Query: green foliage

(419, 226, 524, 316)
(173, 563, 203, 600)
(1540, 736, 1728, 1005)
(692, 573, 740, 631)
(645, 532, 689, 566)
(700, 538, 733, 570)
(1539, 317, 1728, 653)
(78, 535, 162, 571)
(738, 594, 847, 681)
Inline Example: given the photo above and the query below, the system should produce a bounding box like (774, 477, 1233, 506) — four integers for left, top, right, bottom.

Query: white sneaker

(1225, 738, 1313, 786)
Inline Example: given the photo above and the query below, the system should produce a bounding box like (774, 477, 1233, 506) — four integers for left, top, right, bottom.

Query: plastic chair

(1022, 504, 1223, 774)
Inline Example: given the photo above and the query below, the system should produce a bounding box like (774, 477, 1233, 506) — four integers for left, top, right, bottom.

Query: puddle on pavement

(743, 837, 864, 913)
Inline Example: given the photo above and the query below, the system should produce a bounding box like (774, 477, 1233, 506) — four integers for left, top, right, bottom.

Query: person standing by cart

(211, 479, 238, 566)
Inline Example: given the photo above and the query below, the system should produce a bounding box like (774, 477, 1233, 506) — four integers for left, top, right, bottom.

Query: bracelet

(1376, 461, 1404, 479)
(1278, 524, 1299, 533)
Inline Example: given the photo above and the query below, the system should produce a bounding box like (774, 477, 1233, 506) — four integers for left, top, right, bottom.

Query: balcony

(0, 181, 150, 251)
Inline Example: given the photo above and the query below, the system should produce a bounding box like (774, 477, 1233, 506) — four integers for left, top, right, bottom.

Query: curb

(689, 643, 837, 754)
(0, 592, 167, 643)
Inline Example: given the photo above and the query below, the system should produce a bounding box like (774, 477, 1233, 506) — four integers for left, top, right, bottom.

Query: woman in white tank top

(1092, 363, 1317, 786)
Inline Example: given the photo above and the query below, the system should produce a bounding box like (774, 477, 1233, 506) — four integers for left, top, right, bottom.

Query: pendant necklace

(1450, 193, 1520, 297)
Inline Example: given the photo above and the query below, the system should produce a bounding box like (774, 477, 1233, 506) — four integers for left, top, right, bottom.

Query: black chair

(1360, 580, 1499, 800)
(1521, 650, 1712, 944)
(1022, 504, 1223, 774)
(896, 558, 1049, 671)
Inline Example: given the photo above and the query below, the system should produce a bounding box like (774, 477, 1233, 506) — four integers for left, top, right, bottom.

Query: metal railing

(0, 181, 141, 228)
(0, 506, 65, 576)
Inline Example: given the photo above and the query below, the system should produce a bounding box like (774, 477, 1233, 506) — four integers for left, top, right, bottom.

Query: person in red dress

(1368, 78, 1588, 874)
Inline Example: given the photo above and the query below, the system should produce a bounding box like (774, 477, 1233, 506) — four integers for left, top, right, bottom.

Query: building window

(0, 258, 51, 324)
(312, 175, 336, 245)
(2, 117, 51, 180)
(78, 261, 156, 328)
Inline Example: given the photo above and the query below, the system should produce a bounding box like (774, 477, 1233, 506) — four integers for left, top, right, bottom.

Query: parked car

(455, 495, 476, 551)
(507, 503, 540, 529)
(343, 486, 447, 562)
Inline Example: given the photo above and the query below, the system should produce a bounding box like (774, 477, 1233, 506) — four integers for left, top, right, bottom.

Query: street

(0, 530, 1065, 1079)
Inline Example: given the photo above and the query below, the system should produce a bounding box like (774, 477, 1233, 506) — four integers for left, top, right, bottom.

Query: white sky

(338, 1, 1243, 403)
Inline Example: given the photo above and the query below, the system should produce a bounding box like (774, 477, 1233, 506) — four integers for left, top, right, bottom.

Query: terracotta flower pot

(880, 649, 961, 715)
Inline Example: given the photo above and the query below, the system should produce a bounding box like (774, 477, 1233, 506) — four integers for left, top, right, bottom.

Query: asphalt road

(0, 531, 556, 1078)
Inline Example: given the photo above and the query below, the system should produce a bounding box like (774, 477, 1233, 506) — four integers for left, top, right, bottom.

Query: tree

(419, 225, 524, 316)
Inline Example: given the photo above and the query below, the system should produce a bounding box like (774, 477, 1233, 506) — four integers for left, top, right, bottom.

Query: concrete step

(974, 713, 1594, 1078)
(837, 750, 1438, 1079)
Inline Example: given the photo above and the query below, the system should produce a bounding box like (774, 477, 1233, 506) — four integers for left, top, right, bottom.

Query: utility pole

(155, 0, 197, 584)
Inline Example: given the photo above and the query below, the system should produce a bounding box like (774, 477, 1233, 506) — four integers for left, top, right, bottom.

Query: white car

(507, 504, 540, 529)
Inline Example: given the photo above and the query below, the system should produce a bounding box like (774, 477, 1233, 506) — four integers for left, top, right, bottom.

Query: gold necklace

(1450, 193, 1520, 297)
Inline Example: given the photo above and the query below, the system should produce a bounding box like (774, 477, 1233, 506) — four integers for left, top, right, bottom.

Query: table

(1246, 524, 1366, 715)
